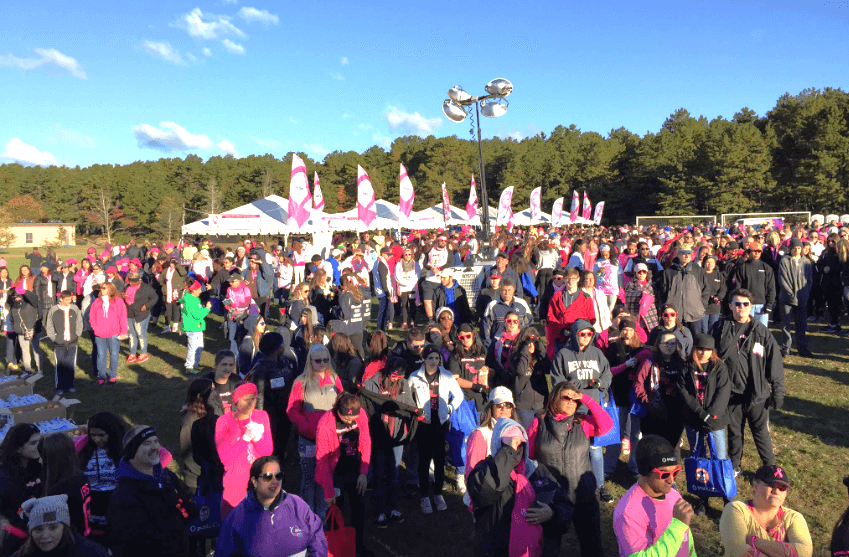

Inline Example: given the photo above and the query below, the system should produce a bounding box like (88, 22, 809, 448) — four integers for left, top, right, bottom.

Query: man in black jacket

(711, 288, 785, 475)
(389, 327, 426, 376)
(45, 290, 83, 394)
(731, 242, 776, 328)
(429, 268, 473, 326)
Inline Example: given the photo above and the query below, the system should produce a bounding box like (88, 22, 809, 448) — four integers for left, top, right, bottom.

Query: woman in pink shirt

(215, 382, 273, 519)
(89, 282, 127, 385)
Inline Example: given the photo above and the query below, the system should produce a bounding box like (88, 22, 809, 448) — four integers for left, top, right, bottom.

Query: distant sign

(209, 214, 262, 232)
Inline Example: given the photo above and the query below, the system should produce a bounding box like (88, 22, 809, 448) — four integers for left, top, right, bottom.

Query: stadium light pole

(442, 78, 513, 241)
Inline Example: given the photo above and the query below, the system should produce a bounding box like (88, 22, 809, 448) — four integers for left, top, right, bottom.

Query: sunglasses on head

(312, 357, 329, 364)
(653, 465, 681, 480)
(458, 333, 473, 340)
(733, 301, 751, 307)
(257, 471, 284, 482)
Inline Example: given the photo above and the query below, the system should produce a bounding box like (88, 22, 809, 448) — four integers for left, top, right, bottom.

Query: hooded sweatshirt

(550, 319, 612, 404)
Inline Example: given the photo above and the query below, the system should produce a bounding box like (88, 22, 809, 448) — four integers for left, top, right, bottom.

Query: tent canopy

(182, 195, 325, 236)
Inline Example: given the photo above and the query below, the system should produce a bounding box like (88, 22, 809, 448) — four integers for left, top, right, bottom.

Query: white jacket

(409, 366, 463, 425)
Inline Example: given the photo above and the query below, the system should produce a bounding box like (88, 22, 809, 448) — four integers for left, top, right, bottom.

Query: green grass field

(6, 244, 846, 556)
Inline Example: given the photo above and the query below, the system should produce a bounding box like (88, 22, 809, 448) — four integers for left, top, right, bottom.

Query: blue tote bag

(684, 434, 737, 499)
(592, 391, 621, 447)
(447, 398, 479, 467)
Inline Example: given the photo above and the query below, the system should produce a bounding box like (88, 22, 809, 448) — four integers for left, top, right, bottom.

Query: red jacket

(545, 290, 595, 358)
(315, 409, 371, 499)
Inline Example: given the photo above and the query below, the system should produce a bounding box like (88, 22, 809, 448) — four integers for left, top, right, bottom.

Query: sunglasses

(504, 319, 519, 324)
(763, 482, 789, 492)
(312, 357, 329, 364)
(751, 249, 763, 253)
(653, 465, 681, 480)
(662, 312, 677, 317)
(257, 471, 284, 482)
(560, 394, 581, 402)
(493, 402, 514, 410)
(458, 333, 474, 340)
(410, 343, 425, 350)
(733, 301, 751, 307)
(578, 331, 594, 338)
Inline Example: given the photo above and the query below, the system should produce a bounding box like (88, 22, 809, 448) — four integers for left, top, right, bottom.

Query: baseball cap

(488, 386, 514, 406)
(754, 464, 791, 488)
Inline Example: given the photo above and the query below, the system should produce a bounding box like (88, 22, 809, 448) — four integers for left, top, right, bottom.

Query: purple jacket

(215, 489, 326, 557)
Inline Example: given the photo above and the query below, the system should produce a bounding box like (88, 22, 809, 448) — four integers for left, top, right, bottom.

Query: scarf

(57, 305, 72, 342)
(100, 295, 110, 317)
(125, 284, 139, 306)
(402, 257, 416, 273)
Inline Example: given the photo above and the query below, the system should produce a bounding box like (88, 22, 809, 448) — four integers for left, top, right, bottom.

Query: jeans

(376, 296, 389, 331)
(589, 446, 604, 489)
(185, 331, 203, 369)
(685, 426, 728, 460)
(780, 303, 808, 351)
(18, 335, 44, 373)
(372, 445, 403, 517)
(603, 406, 641, 476)
(298, 436, 327, 519)
(751, 304, 769, 328)
(95, 336, 120, 380)
(127, 315, 150, 355)
(699, 313, 721, 335)
(225, 319, 241, 355)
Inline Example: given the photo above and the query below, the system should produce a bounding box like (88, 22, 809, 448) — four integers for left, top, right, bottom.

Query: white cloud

(251, 137, 283, 149)
(372, 134, 392, 150)
(303, 144, 329, 158)
(341, 112, 354, 119)
(340, 57, 348, 65)
(203, 47, 212, 56)
(58, 127, 95, 148)
(222, 39, 245, 55)
(142, 40, 185, 65)
(329, 72, 344, 81)
(238, 7, 279, 24)
(497, 131, 525, 141)
(175, 8, 245, 40)
(1, 138, 58, 166)
(132, 122, 212, 152)
(218, 139, 240, 157)
(0, 48, 86, 79)
(223, 0, 238, 3)
(385, 106, 442, 135)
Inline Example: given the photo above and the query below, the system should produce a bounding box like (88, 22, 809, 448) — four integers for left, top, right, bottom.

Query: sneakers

(420, 497, 433, 515)
(389, 510, 404, 524)
(7, 363, 18, 371)
(798, 348, 814, 358)
(824, 324, 842, 334)
(68, 387, 76, 393)
(733, 466, 742, 478)
(400, 323, 409, 330)
(127, 354, 138, 364)
(433, 494, 448, 512)
(375, 514, 388, 529)
(780, 347, 790, 358)
(136, 354, 149, 363)
(598, 486, 614, 504)
(97, 379, 106, 386)
(56, 389, 64, 396)
(108, 377, 117, 384)
(160, 326, 171, 334)
(621, 438, 631, 455)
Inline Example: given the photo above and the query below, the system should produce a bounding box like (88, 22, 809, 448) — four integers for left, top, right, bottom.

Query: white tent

(317, 199, 404, 231)
(181, 195, 326, 236)
(512, 207, 552, 226)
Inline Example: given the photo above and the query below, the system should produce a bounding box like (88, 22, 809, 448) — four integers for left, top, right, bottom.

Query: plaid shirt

(624, 279, 659, 331)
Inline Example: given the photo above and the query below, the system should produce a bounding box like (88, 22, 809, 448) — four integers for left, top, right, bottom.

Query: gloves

(471, 383, 486, 394)
(242, 421, 264, 442)
(587, 379, 599, 389)
(770, 395, 784, 411)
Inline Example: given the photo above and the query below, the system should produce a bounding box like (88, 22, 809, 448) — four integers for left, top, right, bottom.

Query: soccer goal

(720, 212, 811, 228)
(635, 215, 718, 228)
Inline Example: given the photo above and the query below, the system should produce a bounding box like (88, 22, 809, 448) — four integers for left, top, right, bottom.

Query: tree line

(1, 87, 847, 242)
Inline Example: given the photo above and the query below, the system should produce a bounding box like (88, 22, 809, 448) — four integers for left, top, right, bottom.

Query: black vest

(535, 413, 595, 504)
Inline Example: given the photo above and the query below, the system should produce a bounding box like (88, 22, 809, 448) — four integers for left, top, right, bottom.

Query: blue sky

(2, 0, 848, 168)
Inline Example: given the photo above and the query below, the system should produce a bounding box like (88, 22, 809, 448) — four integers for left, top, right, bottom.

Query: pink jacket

(226, 283, 253, 312)
(73, 269, 90, 296)
(89, 297, 128, 338)
(315, 409, 371, 499)
(215, 410, 273, 517)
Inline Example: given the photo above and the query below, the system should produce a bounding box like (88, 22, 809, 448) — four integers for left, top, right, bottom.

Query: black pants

(727, 394, 774, 469)
(417, 420, 447, 496)
(825, 287, 843, 326)
(399, 292, 415, 325)
(334, 469, 366, 552)
(54, 343, 77, 391)
(543, 497, 604, 557)
(164, 300, 181, 326)
(87, 331, 99, 377)
(536, 269, 553, 304)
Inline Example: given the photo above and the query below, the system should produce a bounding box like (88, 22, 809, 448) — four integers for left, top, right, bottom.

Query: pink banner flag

(441, 182, 451, 226)
(497, 186, 514, 229)
(467, 174, 479, 222)
(530, 187, 542, 221)
(593, 201, 605, 225)
(312, 172, 325, 210)
(569, 190, 580, 223)
(551, 197, 564, 227)
(357, 165, 377, 229)
(582, 191, 592, 221)
(399, 163, 414, 218)
(287, 154, 311, 229)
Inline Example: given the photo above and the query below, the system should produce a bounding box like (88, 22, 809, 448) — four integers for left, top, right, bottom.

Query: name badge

(271, 376, 286, 389)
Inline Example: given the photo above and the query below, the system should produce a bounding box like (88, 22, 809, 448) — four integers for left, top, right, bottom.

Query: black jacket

(468, 446, 571, 557)
(124, 282, 158, 320)
(360, 374, 419, 448)
(676, 359, 732, 430)
(507, 340, 549, 411)
(10, 291, 40, 335)
(430, 282, 474, 325)
(246, 346, 298, 435)
(701, 268, 727, 315)
(712, 317, 785, 406)
(33, 273, 57, 310)
(108, 461, 197, 557)
(389, 340, 423, 377)
(732, 259, 776, 308)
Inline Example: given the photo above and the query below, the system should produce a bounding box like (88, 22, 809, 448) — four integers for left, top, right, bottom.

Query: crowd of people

(1, 215, 848, 557)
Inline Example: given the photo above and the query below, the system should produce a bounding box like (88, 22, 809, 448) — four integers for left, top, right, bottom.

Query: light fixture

(442, 100, 468, 122)
(485, 78, 513, 97)
(480, 97, 508, 118)
(448, 85, 472, 103)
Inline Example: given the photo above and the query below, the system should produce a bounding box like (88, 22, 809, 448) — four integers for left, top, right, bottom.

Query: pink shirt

(613, 482, 691, 557)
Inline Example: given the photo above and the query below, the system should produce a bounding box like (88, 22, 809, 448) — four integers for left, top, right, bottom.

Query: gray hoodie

(550, 319, 612, 404)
